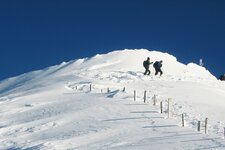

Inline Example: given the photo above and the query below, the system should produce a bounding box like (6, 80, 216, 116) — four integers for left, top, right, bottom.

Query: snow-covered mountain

(0, 49, 225, 149)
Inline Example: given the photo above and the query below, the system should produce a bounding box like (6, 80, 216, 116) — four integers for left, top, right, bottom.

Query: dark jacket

(219, 75, 225, 81)
(143, 60, 152, 68)
(153, 61, 162, 69)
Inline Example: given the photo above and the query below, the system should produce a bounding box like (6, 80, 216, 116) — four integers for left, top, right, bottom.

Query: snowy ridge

(0, 49, 225, 149)
(78, 49, 215, 80)
(0, 49, 215, 95)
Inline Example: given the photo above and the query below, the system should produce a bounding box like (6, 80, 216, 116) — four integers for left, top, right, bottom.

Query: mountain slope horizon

(0, 49, 217, 90)
(0, 49, 217, 97)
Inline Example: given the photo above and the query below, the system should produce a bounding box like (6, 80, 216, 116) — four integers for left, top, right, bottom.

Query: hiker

(153, 60, 163, 76)
(219, 74, 225, 81)
(143, 57, 153, 75)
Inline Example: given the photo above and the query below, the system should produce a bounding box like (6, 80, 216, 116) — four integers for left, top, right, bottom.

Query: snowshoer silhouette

(153, 60, 163, 76)
(219, 74, 225, 81)
(143, 57, 153, 75)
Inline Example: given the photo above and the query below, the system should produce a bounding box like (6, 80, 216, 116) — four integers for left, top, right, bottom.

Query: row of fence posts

(132, 89, 210, 134)
(197, 118, 208, 134)
(133, 90, 172, 118)
(90, 84, 111, 93)
(78, 84, 224, 138)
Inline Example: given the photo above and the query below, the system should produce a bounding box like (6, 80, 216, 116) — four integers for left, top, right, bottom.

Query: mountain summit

(76, 49, 215, 79)
(0, 49, 216, 96)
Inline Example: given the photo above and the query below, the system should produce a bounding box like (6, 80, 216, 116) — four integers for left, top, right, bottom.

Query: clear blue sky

(0, 0, 225, 80)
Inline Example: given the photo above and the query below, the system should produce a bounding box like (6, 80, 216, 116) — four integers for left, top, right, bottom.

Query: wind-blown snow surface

(0, 49, 225, 149)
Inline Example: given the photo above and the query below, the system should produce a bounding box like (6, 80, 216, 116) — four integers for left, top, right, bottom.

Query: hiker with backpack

(153, 60, 163, 76)
(143, 57, 153, 75)
(219, 74, 225, 81)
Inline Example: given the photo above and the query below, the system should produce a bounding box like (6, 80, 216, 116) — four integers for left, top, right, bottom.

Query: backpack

(220, 75, 225, 81)
(143, 60, 148, 67)
(153, 62, 158, 68)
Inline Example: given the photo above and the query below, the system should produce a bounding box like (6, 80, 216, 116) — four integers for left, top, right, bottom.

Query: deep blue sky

(0, 0, 225, 80)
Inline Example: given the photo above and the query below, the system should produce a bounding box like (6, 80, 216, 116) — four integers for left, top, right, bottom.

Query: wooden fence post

(160, 101, 163, 114)
(144, 91, 147, 103)
(198, 121, 201, 131)
(205, 118, 208, 134)
(224, 127, 225, 139)
(107, 88, 110, 93)
(182, 114, 185, 127)
(134, 90, 136, 101)
(153, 95, 156, 106)
(90, 84, 92, 92)
(168, 98, 171, 118)
(76, 86, 78, 90)
(123, 87, 126, 92)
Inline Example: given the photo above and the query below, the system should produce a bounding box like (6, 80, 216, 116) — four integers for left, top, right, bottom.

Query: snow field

(0, 49, 225, 149)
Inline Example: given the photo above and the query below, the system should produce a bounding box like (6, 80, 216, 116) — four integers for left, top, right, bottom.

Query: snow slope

(0, 49, 225, 149)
